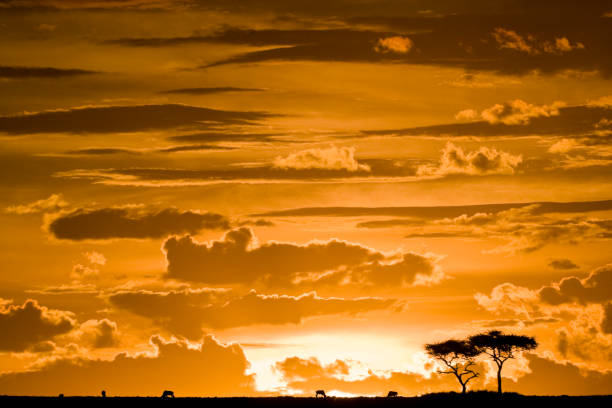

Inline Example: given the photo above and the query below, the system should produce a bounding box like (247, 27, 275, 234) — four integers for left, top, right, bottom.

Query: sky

(0, 0, 611, 397)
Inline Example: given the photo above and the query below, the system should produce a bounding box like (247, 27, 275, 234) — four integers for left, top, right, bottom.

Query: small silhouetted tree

(469, 330, 537, 394)
(425, 339, 480, 394)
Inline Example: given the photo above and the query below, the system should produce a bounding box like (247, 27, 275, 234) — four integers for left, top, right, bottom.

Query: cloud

(492, 28, 585, 56)
(273, 355, 486, 396)
(158, 87, 265, 95)
(538, 264, 612, 305)
(273, 146, 371, 172)
(70, 251, 106, 282)
(0, 66, 97, 79)
(74, 319, 120, 349)
(455, 109, 478, 120)
(416, 142, 522, 176)
(0, 335, 255, 396)
(163, 227, 442, 289)
(374, 36, 414, 54)
(4, 194, 69, 215)
(63, 148, 141, 155)
(105, 13, 612, 77)
(256, 199, 612, 218)
(52, 157, 418, 185)
(506, 353, 612, 395)
(109, 288, 395, 337)
(475, 265, 612, 364)
(155, 144, 235, 153)
(0, 104, 271, 135)
(548, 259, 580, 270)
(480, 100, 564, 125)
(0, 299, 76, 351)
(363, 103, 612, 138)
(274, 356, 349, 381)
(47, 207, 230, 240)
(167, 132, 284, 143)
(555, 307, 612, 362)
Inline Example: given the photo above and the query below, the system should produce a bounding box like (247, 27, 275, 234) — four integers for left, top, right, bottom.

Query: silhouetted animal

(101, 390, 106, 398)
(316, 390, 326, 398)
(58, 394, 64, 398)
(387, 391, 398, 397)
(161, 390, 175, 398)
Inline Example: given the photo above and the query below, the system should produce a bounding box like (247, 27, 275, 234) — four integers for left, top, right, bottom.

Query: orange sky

(0, 0, 611, 397)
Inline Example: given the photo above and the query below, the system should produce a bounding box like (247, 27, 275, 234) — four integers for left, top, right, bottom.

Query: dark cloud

(416, 142, 522, 176)
(163, 227, 441, 288)
(0, 104, 272, 135)
(256, 199, 612, 218)
(158, 87, 265, 95)
(548, 259, 580, 270)
(167, 132, 285, 143)
(54, 158, 418, 185)
(0, 335, 255, 397)
(109, 288, 395, 338)
(155, 144, 235, 153)
(76, 318, 120, 348)
(48, 207, 230, 240)
(0, 66, 97, 79)
(274, 355, 485, 396)
(507, 354, 612, 395)
(275, 352, 612, 396)
(539, 264, 612, 305)
(363, 104, 612, 138)
(274, 356, 349, 381)
(63, 148, 141, 155)
(105, 13, 612, 77)
(0, 299, 76, 351)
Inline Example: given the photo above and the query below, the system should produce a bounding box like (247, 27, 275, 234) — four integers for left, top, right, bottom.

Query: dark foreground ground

(1, 393, 610, 407)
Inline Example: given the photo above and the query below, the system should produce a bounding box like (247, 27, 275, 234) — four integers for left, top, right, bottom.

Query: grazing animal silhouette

(315, 390, 326, 398)
(387, 391, 398, 397)
(101, 390, 106, 398)
(161, 390, 175, 398)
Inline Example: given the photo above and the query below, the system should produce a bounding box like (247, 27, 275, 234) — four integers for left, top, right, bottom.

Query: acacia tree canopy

(425, 339, 480, 393)
(468, 330, 538, 394)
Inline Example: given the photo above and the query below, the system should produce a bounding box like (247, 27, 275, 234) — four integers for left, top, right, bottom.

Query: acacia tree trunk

(497, 367, 502, 394)
(461, 382, 467, 394)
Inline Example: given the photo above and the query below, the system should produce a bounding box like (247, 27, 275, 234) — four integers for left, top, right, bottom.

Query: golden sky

(0, 0, 611, 397)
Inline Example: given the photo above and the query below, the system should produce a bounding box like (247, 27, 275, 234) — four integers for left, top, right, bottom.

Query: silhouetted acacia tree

(424, 339, 480, 394)
(469, 330, 537, 394)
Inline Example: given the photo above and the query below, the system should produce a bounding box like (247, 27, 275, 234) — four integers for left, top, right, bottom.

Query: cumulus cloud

(538, 264, 612, 305)
(163, 227, 442, 289)
(0, 299, 76, 351)
(4, 194, 69, 215)
(47, 207, 230, 240)
(417, 142, 522, 176)
(109, 288, 396, 338)
(476, 265, 612, 364)
(73, 319, 120, 349)
(273, 146, 371, 172)
(492, 28, 585, 56)
(0, 335, 255, 396)
(273, 355, 487, 396)
(374, 36, 414, 54)
(508, 354, 612, 395)
(274, 356, 349, 381)
(480, 100, 565, 125)
(455, 109, 478, 121)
